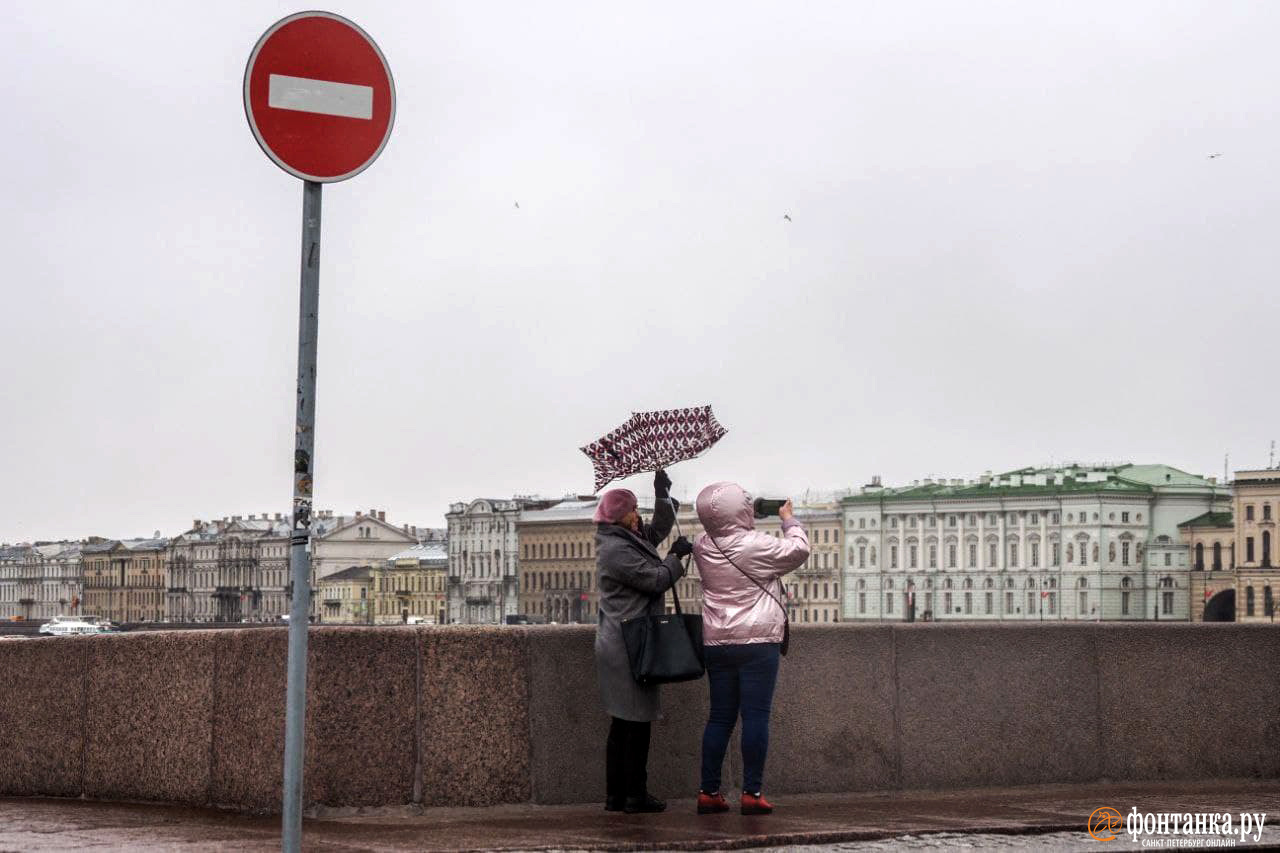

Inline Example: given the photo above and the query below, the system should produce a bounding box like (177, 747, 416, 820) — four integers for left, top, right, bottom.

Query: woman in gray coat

(594, 469, 693, 814)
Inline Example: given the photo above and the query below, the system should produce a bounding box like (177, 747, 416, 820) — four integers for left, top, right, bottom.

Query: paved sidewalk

(1, 779, 1276, 851)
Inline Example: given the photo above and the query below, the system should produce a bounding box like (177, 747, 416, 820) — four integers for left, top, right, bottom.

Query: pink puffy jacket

(693, 482, 810, 646)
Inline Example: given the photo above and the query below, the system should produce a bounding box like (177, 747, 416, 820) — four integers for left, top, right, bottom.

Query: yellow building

(372, 544, 447, 624)
(316, 565, 373, 624)
(518, 499, 602, 623)
(80, 537, 169, 624)
(1232, 469, 1278, 621)
(1182, 468, 1280, 622)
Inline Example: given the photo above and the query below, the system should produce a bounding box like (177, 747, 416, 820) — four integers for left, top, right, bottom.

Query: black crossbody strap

(707, 533, 788, 621)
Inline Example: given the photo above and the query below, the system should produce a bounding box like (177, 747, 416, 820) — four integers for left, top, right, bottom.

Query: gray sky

(3, 1, 1278, 543)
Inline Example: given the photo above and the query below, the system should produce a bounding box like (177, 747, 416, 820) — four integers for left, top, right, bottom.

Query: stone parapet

(0, 623, 1276, 813)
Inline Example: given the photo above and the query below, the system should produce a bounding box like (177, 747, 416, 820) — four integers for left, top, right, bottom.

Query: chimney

(378, 511, 386, 522)
(356, 511, 364, 518)
(193, 519, 202, 529)
(979, 472, 992, 485)
(249, 514, 256, 521)
(275, 513, 282, 521)
(369, 508, 377, 519)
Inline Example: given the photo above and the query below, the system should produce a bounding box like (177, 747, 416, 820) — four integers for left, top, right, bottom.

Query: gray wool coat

(594, 497, 687, 722)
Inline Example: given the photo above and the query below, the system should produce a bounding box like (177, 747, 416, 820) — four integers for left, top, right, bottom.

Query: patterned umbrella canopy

(581, 405, 728, 492)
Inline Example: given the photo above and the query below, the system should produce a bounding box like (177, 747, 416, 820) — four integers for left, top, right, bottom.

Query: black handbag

(708, 534, 790, 656)
(620, 564, 705, 685)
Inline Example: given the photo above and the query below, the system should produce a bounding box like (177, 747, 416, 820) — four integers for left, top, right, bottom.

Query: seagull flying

(783, 214, 792, 222)
(1208, 153, 1222, 159)
(514, 201, 520, 208)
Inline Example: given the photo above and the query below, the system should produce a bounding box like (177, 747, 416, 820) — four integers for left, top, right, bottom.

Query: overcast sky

(3, 1, 1278, 543)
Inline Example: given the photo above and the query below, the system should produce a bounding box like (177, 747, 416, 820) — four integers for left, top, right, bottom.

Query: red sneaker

(740, 791, 774, 815)
(697, 791, 730, 814)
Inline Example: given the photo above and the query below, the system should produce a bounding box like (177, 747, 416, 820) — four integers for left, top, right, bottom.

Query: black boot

(604, 795, 626, 812)
(623, 793, 667, 813)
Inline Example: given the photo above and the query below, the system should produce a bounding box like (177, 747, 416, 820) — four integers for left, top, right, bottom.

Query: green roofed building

(839, 464, 1230, 624)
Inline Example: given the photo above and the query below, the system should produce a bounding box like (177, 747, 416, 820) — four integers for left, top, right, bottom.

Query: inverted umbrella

(581, 405, 728, 492)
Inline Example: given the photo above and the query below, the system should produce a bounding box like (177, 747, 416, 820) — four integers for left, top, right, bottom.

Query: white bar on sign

(268, 74, 374, 120)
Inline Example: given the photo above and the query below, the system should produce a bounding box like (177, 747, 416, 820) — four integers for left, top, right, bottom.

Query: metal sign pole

(282, 179, 321, 852)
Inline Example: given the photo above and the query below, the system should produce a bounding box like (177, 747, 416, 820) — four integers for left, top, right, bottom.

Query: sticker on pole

(244, 11, 395, 183)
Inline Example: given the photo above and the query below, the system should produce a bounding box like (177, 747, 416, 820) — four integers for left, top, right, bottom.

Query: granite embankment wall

(1, 624, 1278, 813)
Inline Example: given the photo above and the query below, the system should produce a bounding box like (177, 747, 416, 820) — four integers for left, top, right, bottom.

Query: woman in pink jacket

(691, 481, 810, 815)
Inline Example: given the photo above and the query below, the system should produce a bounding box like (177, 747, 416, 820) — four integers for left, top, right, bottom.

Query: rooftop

(387, 543, 447, 564)
(1178, 511, 1234, 529)
(319, 565, 372, 583)
(843, 463, 1219, 505)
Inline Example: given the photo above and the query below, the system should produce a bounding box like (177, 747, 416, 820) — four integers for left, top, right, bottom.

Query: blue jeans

(699, 642, 781, 795)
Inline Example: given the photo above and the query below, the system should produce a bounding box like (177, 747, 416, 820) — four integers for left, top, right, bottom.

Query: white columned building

(841, 464, 1229, 623)
(445, 497, 560, 625)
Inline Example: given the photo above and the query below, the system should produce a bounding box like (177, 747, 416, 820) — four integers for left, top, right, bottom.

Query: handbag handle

(707, 533, 789, 625)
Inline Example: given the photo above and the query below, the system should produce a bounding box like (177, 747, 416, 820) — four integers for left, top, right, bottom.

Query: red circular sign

(244, 11, 395, 183)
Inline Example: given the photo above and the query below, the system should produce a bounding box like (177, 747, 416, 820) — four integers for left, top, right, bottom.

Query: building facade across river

(840, 464, 1230, 622)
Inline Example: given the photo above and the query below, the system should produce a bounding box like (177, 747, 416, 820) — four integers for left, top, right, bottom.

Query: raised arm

(639, 469, 677, 546)
(754, 503, 810, 580)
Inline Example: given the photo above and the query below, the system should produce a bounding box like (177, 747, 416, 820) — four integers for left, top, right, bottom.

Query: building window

(858, 546, 866, 569)
(1031, 542, 1040, 567)
(928, 545, 937, 569)
(964, 592, 972, 614)
(870, 546, 877, 567)
(988, 542, 997, 566)
(968, 543, 976, 568)
(908, 545, 918, 569)
(1246, 586, 1256, 617)
(1162, 590, 1173, 615)
(1247, 537, 1255, 564)
(948, 544, 957, 568)
(858, 592, 866, 613)
(1030, 513, 1038, 524)
(984, 591, 992, 614)
(1009, 542, 1019, 568)
(890, 546, 898, 569)
(944, 592, 952, 613)
(1005, 590, 1013, 612)
(1246, 505, 1255, 521)
(886, 593, 893, 614)
(1121, 542, 1130, 566)
(1265, 586, 1274, 618)
(1121, 512, 1130, 523)
(1265, 505, 1273, 521)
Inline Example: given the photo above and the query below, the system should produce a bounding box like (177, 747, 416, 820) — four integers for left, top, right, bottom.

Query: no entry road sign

(243, 12, 396, 852)
(244, 11, 395, 182)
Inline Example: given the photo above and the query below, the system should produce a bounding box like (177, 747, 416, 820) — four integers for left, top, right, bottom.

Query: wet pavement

(1, 779, 1277, 851)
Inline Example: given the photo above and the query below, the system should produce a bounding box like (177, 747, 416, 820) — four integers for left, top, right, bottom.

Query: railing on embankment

(1, 623, 1277, 814)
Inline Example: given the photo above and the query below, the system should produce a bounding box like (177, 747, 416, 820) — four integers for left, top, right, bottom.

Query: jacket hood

(695, 481, 755, 536)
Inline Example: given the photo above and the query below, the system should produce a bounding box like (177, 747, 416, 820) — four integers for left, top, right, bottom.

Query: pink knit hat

(594, 488, 638, 524)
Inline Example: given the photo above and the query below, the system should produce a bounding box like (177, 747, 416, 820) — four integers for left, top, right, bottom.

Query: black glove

(654, 468, 672, 499)
(668, 536, 693, 558)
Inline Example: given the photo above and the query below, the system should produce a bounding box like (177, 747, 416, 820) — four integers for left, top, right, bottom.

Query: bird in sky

(1208, 153, 1222, 159)
(514, 201, 520, 208)
(783, 214, 792, 222)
